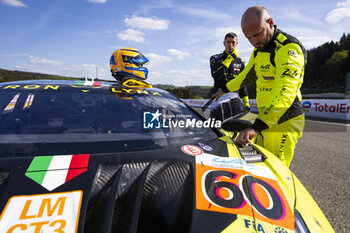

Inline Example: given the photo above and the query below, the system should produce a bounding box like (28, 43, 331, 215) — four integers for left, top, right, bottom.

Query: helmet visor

(123, 54, 149, 67)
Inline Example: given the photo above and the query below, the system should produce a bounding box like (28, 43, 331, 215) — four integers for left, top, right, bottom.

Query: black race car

(0, 79, 334, 233)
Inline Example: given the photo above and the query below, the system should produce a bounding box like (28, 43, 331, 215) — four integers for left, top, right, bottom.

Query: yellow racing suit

(221, 26, 307, 167)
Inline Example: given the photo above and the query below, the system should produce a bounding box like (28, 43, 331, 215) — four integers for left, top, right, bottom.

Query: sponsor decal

(0, 83, 129, 94)
(244, 218, 267, 233)
(279, 134, 288, 154)
(3, 93, 20, 113)
(260, 64, 271, 70)
(23, 93, 35, 110)
(0, 191, 82, 233)
(259, 88, 272, 92)
(25, 154, 90, 191)
(181, 145, 203, 156)
(287, 49, 298, 57)
(302, 101, 311, 112)
(198, 143, 213, 151)
(262, 76, 275, 80)
(281, 68, 298, 78)
(195, 153, 294, 231)
(110, 87, 162, 97)
(233, 63, 241, 68)
(275, 226, 288, 233)
(182, 99, 208, 108)
(313, 102, 350, 113)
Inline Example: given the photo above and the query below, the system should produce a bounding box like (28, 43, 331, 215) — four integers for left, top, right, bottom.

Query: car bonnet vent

(237, 145, 266, 163)
(84, 161, 193, 233)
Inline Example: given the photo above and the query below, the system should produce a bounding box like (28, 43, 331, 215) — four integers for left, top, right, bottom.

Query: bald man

(212, 6, 306, 167)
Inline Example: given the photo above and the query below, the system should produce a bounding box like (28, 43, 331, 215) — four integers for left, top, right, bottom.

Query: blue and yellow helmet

(110, 47, 149, 80)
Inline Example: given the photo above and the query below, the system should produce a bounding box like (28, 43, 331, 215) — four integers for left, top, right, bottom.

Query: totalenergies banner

(183, 99, 350, 121)
(301, 99, 350, 120)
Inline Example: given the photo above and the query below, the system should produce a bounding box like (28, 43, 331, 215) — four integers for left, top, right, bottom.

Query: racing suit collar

(260, 25, 279, 52)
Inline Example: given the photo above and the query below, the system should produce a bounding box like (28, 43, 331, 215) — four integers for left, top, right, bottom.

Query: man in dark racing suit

(210, 32, 250, 111)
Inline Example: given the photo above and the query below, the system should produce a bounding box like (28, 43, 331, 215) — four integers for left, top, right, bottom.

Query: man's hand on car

(236, 127, 258, 147)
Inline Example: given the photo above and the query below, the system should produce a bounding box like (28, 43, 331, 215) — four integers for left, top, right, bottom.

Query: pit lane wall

(183, 99, 350, 121)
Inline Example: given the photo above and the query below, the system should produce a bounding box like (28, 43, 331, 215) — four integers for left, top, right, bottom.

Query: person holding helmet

(209, 32, 250, 112)
(110, 47, 149, 82)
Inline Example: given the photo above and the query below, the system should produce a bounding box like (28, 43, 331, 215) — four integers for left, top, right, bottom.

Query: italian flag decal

(75, 80, 101, 87)
(25, 154, 90, 191)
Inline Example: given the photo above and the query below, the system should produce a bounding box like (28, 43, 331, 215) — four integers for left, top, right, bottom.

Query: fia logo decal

(198, 143, 213, 151)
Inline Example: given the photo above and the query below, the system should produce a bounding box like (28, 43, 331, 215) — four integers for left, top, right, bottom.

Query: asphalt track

(290, 119, 350, 233)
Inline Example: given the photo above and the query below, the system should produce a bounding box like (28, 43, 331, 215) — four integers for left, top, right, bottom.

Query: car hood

(0, 135, 333, 233)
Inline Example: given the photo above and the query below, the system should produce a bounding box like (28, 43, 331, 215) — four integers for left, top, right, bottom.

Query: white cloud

(125, 16, 169, 30)
(62, 64, 97, 71)
(29, 56, 63, 66)
(166, 49, 190, 60)
(236, 47, 254, 63)
(284, 27, 337, 49)
(146, 53, 172, 68)
(87, 0, 107, 3)
(117, 29, 145, 43)
(61, 64, 105, 78)
(215, 26, 242, 38)
(176, 5, 231, 20)
(3, 53, 28, 57)
(186, 26, 242, 46)
(337, 0, 350, 6)
(140, 0, 174, 14)
(139, 1, 231, 20)
(1, 0, 26, 7)
(326, 0, 350, 23)
(298, 35, 335, 49)
(105, 29, 118, 34)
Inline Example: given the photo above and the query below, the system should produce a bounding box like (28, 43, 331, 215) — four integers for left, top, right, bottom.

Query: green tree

(325, 50, 349, 86)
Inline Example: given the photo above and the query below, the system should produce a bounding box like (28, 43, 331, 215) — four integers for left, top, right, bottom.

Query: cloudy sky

(1, 0, 349, 86)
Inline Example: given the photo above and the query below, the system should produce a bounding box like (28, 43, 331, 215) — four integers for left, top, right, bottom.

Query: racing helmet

(110, 47, 149, 81)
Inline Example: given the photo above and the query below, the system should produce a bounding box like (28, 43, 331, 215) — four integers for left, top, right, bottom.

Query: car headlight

(295, 209, 310, 233)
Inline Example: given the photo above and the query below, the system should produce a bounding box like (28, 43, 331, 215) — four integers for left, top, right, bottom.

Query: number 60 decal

(202, 170, 286, 220)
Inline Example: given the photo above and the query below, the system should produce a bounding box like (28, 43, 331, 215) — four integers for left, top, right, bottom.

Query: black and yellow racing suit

(221, 26, 307, 167)
(210, 49, 250, 109)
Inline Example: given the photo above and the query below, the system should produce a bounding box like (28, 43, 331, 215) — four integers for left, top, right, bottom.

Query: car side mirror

(221, 112, 257, 133)
(222, 117, 253, 132)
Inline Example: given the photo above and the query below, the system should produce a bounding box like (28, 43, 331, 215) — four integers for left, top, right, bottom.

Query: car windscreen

(0, 86, 218, 151)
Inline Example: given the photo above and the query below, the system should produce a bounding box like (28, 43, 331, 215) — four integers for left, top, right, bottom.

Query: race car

(0, 79, 334, 233)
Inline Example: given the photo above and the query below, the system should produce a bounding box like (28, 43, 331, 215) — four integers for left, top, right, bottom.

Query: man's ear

(268, 17, 274, 28)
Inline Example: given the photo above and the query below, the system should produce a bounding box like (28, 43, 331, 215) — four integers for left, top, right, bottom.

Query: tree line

(302, 33, 350, 93)
(0, 68, 77, 83)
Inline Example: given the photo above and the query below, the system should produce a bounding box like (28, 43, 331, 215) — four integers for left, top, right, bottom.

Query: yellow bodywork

(212, 131, 335, 233)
